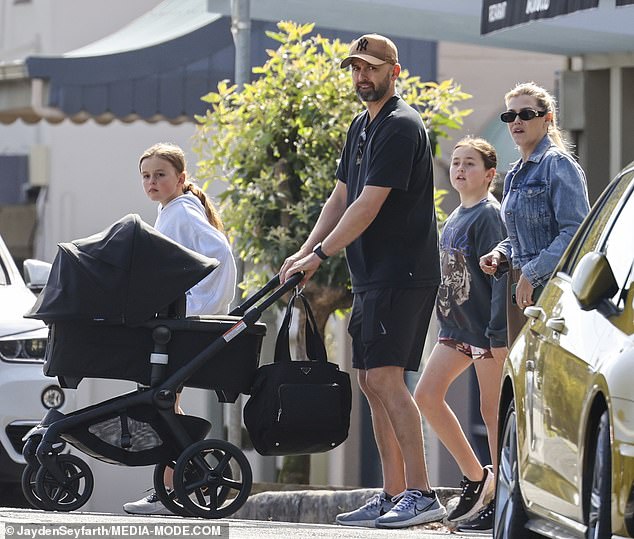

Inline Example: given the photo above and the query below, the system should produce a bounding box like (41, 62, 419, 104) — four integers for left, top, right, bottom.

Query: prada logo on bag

(300, 367, 312, 375)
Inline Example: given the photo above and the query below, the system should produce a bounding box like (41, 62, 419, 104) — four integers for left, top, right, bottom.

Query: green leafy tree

(194, 21, 471, 335)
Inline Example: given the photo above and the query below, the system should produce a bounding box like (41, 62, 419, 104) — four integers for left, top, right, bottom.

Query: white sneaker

(123, 491, 172, 516)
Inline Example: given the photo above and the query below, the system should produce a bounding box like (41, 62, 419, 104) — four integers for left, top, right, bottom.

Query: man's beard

(355, 72, 391, 102)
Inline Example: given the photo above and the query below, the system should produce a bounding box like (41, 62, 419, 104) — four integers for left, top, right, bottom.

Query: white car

(0, 234, 72, 501)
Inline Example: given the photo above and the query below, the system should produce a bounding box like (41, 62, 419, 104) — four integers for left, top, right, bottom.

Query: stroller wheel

(153, 461, 193, 517)
(173, 439, 252, 519)
(156, 451, 234, 517)
(21, 464, 46, 510)
(35, 454, 94, 512)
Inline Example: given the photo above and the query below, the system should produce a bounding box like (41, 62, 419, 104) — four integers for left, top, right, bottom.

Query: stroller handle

(230, 272, 303, 317)
(155, 271, 304, 397)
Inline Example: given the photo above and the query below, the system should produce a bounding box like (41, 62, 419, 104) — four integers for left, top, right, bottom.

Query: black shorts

(348, 286, 438, 371)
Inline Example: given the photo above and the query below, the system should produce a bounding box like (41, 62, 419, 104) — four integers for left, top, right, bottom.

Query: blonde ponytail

(183, 181, 225, 233)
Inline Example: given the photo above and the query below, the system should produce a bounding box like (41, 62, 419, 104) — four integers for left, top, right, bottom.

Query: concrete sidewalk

(235, 484, 461, 526)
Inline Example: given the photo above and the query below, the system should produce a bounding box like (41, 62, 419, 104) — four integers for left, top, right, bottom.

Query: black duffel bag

(243, 290, 352, 456)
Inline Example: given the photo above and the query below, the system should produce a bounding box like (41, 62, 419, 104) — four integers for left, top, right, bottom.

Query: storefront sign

(481, 0, 600, 34)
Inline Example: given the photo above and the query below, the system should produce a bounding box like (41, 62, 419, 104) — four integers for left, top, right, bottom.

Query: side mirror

(23, 258, 52, 292)
(571, 252, 619, 311)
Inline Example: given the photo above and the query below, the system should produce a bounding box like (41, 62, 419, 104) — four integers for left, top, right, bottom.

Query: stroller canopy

(28, 214, 218, 326)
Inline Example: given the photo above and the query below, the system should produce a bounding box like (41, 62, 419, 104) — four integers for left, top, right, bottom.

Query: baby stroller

(20, 214, 302, 519)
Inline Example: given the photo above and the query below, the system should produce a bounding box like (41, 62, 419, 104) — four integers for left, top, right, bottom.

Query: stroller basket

(61, 404, 211, 467)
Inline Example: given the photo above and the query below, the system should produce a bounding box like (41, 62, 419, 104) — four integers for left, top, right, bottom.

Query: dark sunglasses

(356, 129, 367, 166)
(500, 109, 548, 123)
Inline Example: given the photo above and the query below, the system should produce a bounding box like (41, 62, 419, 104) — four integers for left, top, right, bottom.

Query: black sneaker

(454, 499, 495, 535)
(447, 466, 494, 522)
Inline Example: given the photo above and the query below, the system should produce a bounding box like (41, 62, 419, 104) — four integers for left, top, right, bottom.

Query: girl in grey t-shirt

(414, 137, 507, 528)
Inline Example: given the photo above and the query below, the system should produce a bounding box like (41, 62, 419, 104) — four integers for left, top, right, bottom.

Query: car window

(603, 193, 634, 307)
(560, 172, 634, 276)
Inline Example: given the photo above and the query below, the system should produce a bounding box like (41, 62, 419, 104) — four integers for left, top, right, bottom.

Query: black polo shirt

(336, 95, 440, 292)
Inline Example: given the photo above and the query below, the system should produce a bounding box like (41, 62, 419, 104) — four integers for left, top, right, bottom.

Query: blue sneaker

(376, 489, 447, 528)
(335, 491, 395, 527)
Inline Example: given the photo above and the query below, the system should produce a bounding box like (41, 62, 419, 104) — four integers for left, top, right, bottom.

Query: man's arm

(321, 184, 390, 255)
(280, 183, 391, 284)
(279, 180, 347, 282)
(301, 180, 349, 254)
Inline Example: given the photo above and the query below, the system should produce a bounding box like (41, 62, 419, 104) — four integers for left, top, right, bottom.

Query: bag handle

(273, 290, 327, 364)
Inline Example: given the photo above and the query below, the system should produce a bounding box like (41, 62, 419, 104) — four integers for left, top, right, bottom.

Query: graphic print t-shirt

(437, 196, 507, 349)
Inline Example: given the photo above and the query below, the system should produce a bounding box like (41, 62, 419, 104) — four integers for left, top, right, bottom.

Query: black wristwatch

(312, 242, 329, 261)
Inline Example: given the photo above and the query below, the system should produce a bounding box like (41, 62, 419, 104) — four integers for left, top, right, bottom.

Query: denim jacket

(496, 135, 590, 287)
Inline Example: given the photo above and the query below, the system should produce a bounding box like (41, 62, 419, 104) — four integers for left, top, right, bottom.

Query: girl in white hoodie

(139, 142, 236, 315)
(124, 142, 236, 515)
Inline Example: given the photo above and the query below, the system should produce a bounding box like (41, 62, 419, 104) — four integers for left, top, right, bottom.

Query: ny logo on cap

(356, 38, 369, 51)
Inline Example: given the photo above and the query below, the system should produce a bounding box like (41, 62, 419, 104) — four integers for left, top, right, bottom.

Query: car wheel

(586, 410, 611, 539)
(494, 400, 540, 538)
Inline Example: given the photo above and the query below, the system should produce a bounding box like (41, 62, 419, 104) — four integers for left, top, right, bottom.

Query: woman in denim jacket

(480, 82, 590, 344)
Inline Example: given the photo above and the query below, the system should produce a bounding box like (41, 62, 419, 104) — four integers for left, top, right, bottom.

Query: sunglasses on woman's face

(500, 109, 548, 123)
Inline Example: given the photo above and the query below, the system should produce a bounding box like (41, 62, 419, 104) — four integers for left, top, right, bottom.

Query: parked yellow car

(495, 162, 634, 539)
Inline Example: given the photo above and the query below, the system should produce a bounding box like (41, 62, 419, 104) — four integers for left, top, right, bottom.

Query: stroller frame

(22, 272, 303, 519)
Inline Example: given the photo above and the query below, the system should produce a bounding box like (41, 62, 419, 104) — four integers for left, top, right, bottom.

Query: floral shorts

(439, 337, 493, 361)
